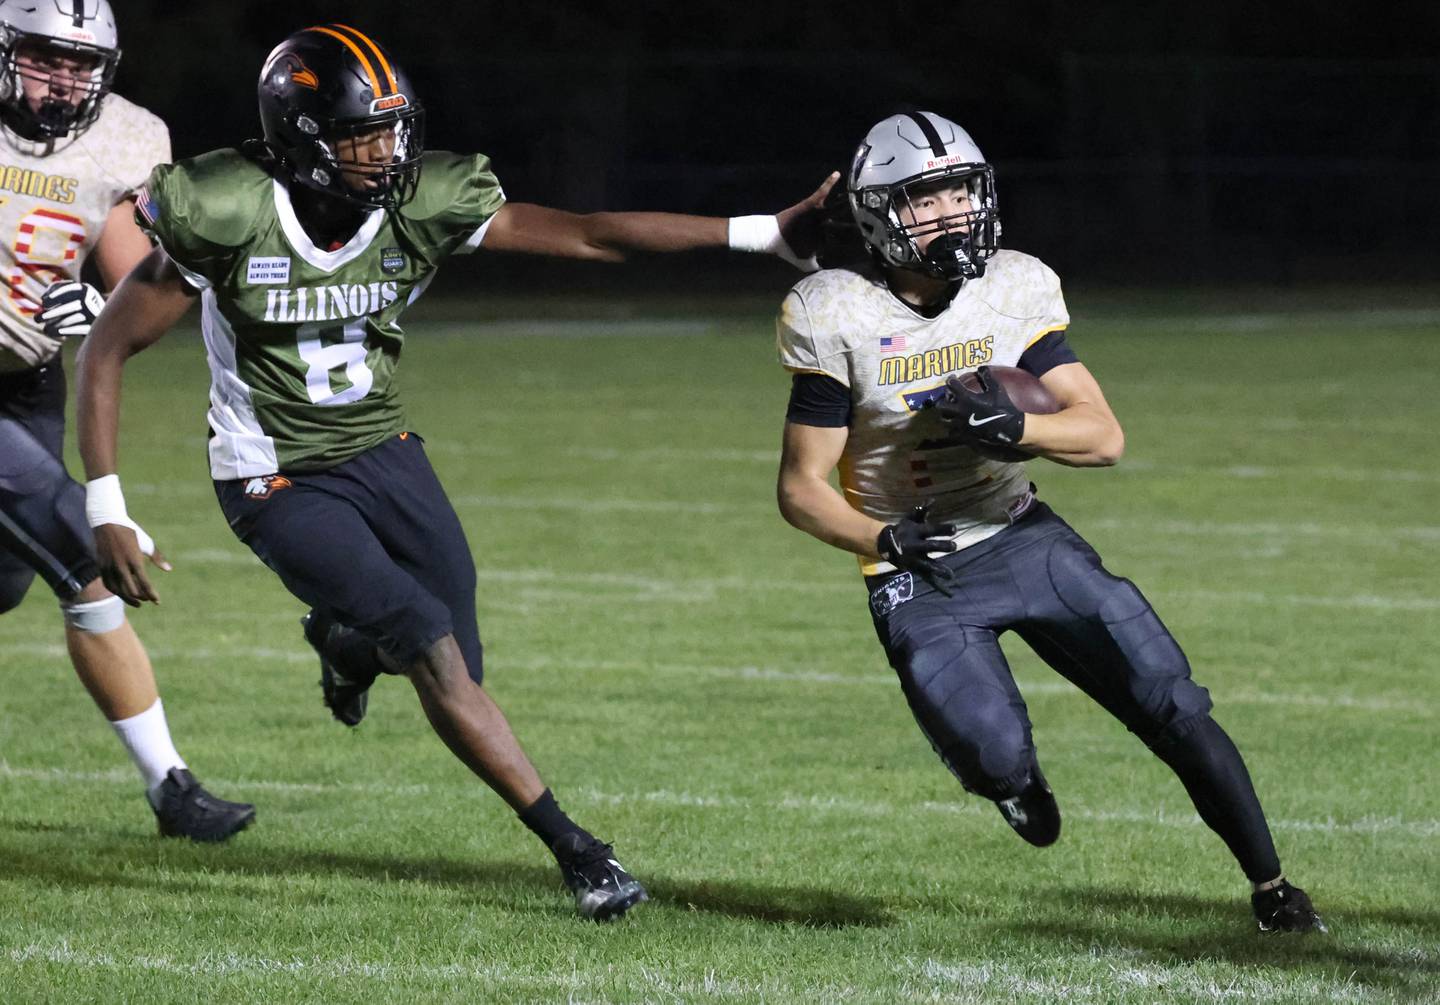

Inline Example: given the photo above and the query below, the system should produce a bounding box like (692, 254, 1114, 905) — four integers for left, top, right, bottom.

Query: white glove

(38, 280, 105, 339)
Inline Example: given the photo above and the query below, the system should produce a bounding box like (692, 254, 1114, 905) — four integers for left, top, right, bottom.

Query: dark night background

(107, 1, 1440, 294)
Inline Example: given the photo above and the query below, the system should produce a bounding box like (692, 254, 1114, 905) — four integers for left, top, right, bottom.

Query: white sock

(109, 698, 186, 804)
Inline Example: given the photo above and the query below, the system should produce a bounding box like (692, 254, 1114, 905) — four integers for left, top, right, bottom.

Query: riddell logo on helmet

(370, 94, 409, 113)
(922, 154, 968, 170)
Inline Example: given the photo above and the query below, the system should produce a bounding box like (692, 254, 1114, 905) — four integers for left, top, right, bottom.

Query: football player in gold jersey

(0, 0, 254, 840)
(775, 111, 1323, 933)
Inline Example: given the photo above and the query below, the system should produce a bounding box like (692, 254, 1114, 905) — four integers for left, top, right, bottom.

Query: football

(952, 366, 1060, 462)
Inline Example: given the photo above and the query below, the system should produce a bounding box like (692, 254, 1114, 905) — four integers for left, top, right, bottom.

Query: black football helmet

(257, 24, 424, 210)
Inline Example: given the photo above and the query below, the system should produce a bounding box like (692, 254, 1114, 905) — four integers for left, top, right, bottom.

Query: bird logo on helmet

(0, 0, 121, 149)
(256, 24, 425, 211)
(848, 111, 1001, 283)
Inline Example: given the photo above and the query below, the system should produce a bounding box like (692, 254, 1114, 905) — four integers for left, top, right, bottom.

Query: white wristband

(85, 474, 155, 557)
(85, 474, 127, 527)
(727, 215, 820, 272)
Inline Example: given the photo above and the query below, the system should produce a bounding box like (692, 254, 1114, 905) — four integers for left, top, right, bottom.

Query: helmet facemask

(300, 107, 425, 211)
(857, 164, 999, 282)
(0, 32, 119, 140)
(258, 26, 426, 213)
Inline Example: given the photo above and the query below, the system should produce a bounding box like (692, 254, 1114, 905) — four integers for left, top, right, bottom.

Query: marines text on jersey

(776, 250, 1069, 573)
(0, 95, 169, 372)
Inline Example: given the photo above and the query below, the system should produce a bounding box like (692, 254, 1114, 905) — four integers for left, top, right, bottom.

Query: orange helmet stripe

(329, 23, 399, 96)
(305, 25, 382, 97)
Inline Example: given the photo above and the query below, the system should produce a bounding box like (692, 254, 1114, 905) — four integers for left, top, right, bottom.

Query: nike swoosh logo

(968, 414, 1006, 427)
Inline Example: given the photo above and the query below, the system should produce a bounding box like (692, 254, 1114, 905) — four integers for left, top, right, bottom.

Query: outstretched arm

(75, 247, 199, 604)
(479, 172, 840, 265)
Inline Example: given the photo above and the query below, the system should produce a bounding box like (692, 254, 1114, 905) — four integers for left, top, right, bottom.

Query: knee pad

(60, 595, 126, 634)
(940, 738, 1037, 801)
(1145, 708, 1219, 753)
(928, 694, 1036, 800)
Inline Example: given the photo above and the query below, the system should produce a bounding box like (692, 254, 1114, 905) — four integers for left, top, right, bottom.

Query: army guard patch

(380, 247, 406, 274)
(869, 572, 915, 617)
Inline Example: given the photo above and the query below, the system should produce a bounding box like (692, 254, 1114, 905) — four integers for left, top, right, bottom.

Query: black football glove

(38, 281, 105, 340)
(938, 366, 1025, 449)
(876, 504, 958, 591)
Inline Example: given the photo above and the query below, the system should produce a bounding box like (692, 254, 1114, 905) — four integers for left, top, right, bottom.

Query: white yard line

(2, 762, 1435, 840)
(0, 941, 1383, 1003)
(150, 551, 1440, 611)
(463, 319, 721, 337)
(1, 643, 1430, 717)
(907, 957, 1374, 1004)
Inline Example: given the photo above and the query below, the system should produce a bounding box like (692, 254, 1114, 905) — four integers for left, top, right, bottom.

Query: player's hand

(938, 366, 1025, 448)
(38, 280, 105, 340)
(93, 521, 171, 607)
(876, 504, 958, 591)
(775, 171, 842, 271)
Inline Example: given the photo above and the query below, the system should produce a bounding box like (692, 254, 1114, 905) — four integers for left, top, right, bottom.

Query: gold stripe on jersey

(780, 364, 845, 381)
(1024, 324, 1068, 349)
(0, 164, 79, 204)
(876, 335, 994, 386)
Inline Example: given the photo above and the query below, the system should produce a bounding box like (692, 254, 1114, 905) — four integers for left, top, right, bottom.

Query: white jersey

(776, 250, 1070, 575)
(0, 95, 170, 372)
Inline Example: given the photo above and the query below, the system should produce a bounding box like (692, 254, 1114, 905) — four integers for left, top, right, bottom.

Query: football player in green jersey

(74, 23, 834, 921)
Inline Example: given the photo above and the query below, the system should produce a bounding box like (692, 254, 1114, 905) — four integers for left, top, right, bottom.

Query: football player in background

(772, 111, 1324, 933)
(74, 24, 834, 920)
(0, 0, 254, 840)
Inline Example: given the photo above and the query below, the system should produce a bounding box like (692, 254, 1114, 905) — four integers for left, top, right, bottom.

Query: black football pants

(867, 501, 1281, 881)
(0, 361, 98, 607)
(215, 433, 484, 682)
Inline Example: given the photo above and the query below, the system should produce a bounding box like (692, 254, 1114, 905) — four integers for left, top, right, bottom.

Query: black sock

(518, 789, 594, 855)
(1150, 716, 1282, 883)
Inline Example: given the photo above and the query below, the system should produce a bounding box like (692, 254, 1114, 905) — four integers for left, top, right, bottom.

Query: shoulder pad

(970, 250, 1063, 322)
(399, 150, 501, 221)
(154, 150, 272, 248)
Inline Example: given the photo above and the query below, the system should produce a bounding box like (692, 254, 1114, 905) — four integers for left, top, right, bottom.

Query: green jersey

(137, 149, 505, 478)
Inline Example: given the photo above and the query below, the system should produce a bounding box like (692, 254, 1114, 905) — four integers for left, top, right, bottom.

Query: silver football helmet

(0, 0, 120, 142)
(849, 111, 1000, 282)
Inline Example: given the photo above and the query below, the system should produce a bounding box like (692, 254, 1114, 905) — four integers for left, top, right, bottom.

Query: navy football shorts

(0, 361, 100, 607)
(214, 432, 483, 681)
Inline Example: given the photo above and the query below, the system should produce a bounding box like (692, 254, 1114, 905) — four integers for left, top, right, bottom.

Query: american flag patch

(880, 335, 907, 353)
(135, 186, 160, 225)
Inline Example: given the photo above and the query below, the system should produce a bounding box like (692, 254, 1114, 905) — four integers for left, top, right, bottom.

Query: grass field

(2, 293, 1437, 1003)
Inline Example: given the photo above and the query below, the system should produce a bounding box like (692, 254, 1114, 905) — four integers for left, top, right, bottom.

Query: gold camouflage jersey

(776, 250, 1070, 575)
(0, 95, 170, 372)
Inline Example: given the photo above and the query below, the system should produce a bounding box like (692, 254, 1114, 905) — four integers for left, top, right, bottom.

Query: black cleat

(1252, 880, 1327, 933)
(302, 611, 380, 727)
(150, 767, 255, 842)
(996, 769, 1062, 847)
(553, 833, 649, 922)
